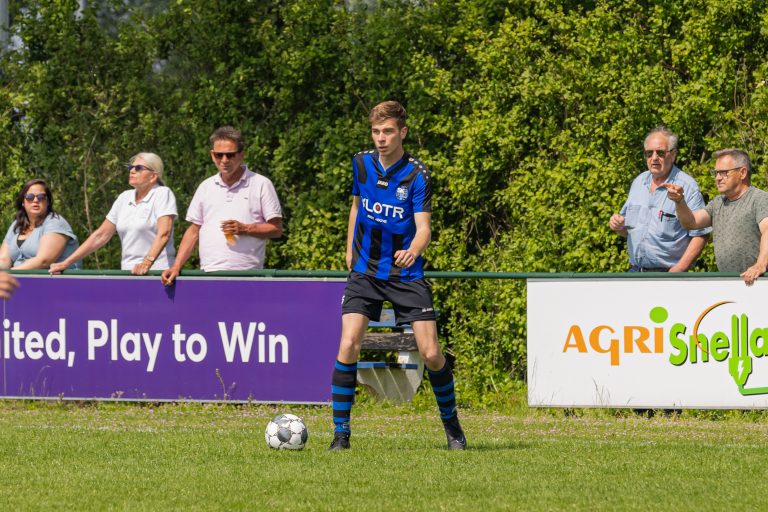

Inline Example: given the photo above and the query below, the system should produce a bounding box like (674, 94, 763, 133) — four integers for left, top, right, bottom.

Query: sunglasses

(125, 164, 155, 173)
(212, 151, 240, 160)
(643, 149, 673, 158)
(24, 193, 47, 202)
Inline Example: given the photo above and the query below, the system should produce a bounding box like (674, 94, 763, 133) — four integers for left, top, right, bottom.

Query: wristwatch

(145, 255, 156, 262)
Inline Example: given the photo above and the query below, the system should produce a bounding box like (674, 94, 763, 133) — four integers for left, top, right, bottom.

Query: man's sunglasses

(643, 149, 673, 158)
(212, 151, 240, 160)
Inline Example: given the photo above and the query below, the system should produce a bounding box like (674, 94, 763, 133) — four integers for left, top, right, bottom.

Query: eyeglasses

(643, 149, 673, 158)
(24, 193, 47, 202)
(125, 164, 155, 173)
(710, 166, 744, 178)
(212, 151, 240, 160)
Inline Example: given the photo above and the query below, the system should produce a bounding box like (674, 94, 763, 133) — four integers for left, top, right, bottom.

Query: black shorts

(341, 272, 437, 325)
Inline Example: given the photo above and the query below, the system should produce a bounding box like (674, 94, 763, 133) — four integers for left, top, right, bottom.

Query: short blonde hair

(131, 152, 165, 184)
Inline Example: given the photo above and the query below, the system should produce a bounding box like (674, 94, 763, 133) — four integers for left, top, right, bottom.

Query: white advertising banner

(527, 277, 768, 408)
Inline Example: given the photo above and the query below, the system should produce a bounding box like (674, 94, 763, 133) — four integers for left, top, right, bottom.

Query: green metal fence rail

(5, 269, 745, 279)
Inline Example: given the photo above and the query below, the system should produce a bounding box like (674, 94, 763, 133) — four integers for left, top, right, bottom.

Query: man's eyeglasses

(212, 151, 240, 160)
(24, 193, 47, 202)
(643, 149, 673, 158)
(710, 166, 743, 178)
(125, 164, 155, 173)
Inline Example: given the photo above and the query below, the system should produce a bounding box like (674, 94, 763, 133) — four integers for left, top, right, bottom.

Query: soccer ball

(265, 413, 308, 450)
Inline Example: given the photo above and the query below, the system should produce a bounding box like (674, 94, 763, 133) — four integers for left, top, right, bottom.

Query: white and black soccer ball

(265, 413, 308, 450)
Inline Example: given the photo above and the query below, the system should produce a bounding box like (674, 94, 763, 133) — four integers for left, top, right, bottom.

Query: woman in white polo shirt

(49, 152, 177, 275)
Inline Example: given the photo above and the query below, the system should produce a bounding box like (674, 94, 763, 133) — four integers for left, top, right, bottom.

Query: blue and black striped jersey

(350, 150, 432, 282)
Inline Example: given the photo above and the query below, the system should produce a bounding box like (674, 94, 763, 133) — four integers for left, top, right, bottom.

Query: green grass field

(1, 398, 767, 511)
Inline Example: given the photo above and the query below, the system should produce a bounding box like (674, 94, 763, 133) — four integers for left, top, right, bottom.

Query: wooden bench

(357, 309, 424, 403)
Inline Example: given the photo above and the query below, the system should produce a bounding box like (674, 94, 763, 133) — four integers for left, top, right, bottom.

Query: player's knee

(420, 348, 444, 369)
(338, 336, 362, 358)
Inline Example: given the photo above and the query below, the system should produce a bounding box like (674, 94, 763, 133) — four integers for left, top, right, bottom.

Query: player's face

(211, 139, 245, 180)
(644, 133, 675, 180)
(371, 118, 407, 159)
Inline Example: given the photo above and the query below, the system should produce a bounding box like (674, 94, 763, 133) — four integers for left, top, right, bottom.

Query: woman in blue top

(0, 179, 80, 269)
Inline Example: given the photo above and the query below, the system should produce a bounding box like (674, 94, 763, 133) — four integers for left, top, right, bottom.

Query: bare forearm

(242, 219, 283, 239)
(171, 228, 199, 271)
(14, 255, 55, 269)
(407, 229, 431, 257)
(145, 218, 173, 260)
(754, 233, 768, 271)
(62, 227, 113, 266)
(674, 200, 697, 229)
(672, 236, 706, 271)
(345, 198, 360, 269)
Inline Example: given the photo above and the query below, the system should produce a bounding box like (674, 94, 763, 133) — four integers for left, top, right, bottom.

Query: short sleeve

(704, 199, 715, 219)
(755, 190, 768, 224)
(351, 156, 360, 197)
(3, 222, 16, 245)
(259, 178, 282, 221)
(411, 167, 432, 214)
(155, 187, 178, 218)
(40, 215, 77, 241)
(105, 193, 123, 225)
(619, 201, 629, 216)
(185, 184, 205, 226)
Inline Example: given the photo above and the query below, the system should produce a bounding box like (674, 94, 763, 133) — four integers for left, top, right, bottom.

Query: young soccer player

(329, 101, 466, 451)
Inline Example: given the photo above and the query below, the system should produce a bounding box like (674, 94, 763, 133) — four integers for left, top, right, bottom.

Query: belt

(630, 265, 670, 272)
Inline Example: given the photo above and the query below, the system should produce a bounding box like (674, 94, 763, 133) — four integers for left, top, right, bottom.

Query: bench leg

(357, 351, 424, 403)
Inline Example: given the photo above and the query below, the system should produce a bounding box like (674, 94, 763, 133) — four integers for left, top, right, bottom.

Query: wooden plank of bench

(357, 362, 420, 370)
(360, 332, 417, 351)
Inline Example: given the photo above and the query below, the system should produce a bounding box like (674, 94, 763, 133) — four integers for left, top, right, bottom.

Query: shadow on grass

(462, 441, 532, 452)
(388, 440, 532, 452)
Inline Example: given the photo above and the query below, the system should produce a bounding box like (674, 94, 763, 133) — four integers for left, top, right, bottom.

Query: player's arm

(669, 235, 707, 272)
(741, 217, 768, 286)
(345, 196, 360, 270)
(394, 212, 431, 269)
(161, 223, 200, 286)
(663, 182, 712, 229)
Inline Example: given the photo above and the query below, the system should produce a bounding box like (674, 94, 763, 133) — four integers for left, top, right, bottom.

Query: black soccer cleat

(443, 417, 467, 451)
(328, 432, 351, 451)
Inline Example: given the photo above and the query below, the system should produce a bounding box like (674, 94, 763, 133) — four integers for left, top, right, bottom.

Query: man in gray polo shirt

(665, 148, 768, 285)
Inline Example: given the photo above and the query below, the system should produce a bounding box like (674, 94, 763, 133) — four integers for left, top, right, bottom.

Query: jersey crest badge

(396, 185, 408, 200)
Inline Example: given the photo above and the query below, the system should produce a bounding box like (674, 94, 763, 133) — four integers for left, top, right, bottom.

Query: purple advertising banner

(1, 275, 345, 403)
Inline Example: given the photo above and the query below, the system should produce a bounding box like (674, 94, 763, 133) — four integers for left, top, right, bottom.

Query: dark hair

(209, 126, 245, 152)
(369, 101, 408, 129)
(14, 179, 56, 234)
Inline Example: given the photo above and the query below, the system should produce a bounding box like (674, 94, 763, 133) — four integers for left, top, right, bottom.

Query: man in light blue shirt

(609, 127, 710, 271)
